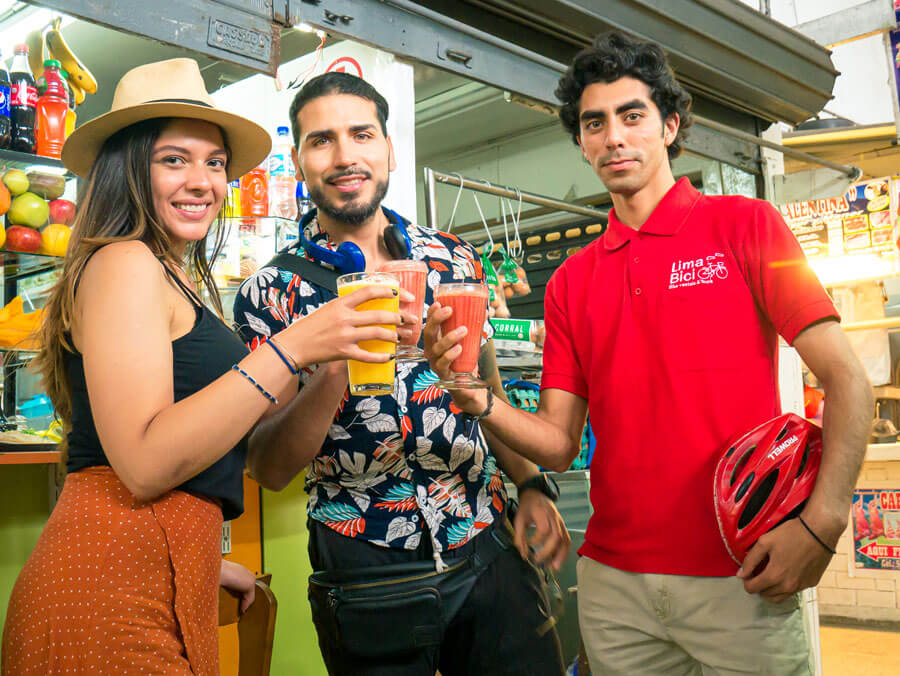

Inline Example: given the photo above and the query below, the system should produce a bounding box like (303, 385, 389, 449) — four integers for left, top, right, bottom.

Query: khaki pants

(577, 557, 813, 676)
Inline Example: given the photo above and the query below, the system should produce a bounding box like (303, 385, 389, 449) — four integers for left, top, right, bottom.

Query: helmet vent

(735, 472, 755, 502)
(796, 442, 810, 478)
(776, 427, 789, 441)
(731, 446, 755, 486)
(738, 469, 779, 530)
(725, 445, 737, 459)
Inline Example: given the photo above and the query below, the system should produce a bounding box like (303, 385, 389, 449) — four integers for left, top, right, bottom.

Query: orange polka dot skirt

(2, 466, 223, 675)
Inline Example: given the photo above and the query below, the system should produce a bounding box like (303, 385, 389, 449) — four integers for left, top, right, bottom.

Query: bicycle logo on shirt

(669, 252, 728, 289)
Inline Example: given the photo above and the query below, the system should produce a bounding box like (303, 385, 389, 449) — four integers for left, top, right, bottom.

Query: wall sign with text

(853, 489, 900, 570)
(779, 177, 898, 286)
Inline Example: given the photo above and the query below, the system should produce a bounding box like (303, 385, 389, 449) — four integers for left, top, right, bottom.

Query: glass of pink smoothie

(434, 282, 490, 390)
(379, 259, 428, 362)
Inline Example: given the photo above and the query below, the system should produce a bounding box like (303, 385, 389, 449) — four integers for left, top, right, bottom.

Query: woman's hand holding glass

(276, 285, 402, 368)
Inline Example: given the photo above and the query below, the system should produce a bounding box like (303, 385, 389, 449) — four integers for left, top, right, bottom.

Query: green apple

(2, 169, 28, 196)
(8, 192, 49, 228)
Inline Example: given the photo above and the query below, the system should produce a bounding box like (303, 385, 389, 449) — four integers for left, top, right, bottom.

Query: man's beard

(309, 177, 390, 226)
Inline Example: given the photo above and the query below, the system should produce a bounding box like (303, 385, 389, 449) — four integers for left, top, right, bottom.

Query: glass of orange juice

(336, 271, 400, 396)
(435, 282, 490, 390)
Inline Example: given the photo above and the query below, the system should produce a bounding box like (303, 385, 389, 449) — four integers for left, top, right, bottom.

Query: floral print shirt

(233, 216, 506, 553)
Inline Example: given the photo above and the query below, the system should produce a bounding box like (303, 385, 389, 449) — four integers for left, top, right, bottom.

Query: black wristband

(469, 388, 494, 422)
(517, 473, 560, 502)
(797, 515, 836, 555)
(463, 389, 493, 434)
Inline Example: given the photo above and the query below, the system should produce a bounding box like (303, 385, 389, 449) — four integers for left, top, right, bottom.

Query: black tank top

(66, 264, 250, 520)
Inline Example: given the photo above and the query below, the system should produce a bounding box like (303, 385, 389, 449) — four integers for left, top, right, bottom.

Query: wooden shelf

(0, 450, 60, 464)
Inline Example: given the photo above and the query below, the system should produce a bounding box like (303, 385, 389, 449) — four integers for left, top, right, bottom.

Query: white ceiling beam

(794, 0, 895, 48)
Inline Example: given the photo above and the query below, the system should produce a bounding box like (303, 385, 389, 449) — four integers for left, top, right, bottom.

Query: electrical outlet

(221, 520, 232, 555)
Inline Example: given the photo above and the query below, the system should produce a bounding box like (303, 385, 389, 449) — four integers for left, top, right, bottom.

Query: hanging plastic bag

(481, 246, 510, 317)
(500, 192, 531, 298)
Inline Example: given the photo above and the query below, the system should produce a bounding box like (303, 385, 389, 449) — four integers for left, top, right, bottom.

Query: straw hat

(61, 58, 271, 181)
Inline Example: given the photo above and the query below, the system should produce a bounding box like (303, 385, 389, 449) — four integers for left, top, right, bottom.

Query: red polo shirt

(542, 178, 838, 576)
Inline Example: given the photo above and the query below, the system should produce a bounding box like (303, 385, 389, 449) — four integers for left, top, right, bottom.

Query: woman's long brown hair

(33, 117, 232, 452)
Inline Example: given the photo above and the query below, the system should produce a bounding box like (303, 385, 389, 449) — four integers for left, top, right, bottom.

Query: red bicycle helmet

(714, 413, 822, 564)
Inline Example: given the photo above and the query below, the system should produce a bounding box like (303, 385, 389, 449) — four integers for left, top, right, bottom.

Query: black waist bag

(308, 521, 514, 658)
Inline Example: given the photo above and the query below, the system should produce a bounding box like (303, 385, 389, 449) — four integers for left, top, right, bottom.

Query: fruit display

(0, 167, 72, 256)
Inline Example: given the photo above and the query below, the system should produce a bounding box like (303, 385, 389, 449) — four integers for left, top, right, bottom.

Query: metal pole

(428, 169, 608, 219)
(694, 115, 862, 179)
(423, 167, 439, 230)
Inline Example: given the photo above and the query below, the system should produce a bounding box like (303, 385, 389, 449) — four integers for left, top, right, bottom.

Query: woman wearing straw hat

(2, 58, 400, 674)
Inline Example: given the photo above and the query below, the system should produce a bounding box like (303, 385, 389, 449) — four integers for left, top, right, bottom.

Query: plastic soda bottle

(9, 44, 36, 154)
(0, 50, 11, 149)
(268, 126, 297, 219)
(35, 60, 67, 158)
(240, 163, 268, 217)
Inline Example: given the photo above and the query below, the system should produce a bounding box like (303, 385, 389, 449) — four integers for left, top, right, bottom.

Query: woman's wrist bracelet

(266, 337, 299, 375)
(232, 365, 278, 405)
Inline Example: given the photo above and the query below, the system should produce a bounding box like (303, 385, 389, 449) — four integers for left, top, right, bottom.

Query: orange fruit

(0, 183, 10, 216)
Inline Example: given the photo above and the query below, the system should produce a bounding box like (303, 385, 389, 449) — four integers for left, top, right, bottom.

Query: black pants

(307, 518, 565, 676)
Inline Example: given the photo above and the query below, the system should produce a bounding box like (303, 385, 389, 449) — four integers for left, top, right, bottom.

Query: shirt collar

(603, 177, 701, 251)
(303, 214, 334, 249)
(302, 210, 421, 249)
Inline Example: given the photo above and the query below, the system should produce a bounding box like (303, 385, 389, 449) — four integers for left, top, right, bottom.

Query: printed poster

(853, 489, 900, 570)
(779, 177, 898, 286)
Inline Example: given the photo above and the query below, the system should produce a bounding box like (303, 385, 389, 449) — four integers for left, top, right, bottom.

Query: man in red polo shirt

(424, 31, 873, 674)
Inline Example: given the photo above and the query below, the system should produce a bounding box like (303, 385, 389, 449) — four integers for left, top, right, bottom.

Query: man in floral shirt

(234, 72, 568, 675)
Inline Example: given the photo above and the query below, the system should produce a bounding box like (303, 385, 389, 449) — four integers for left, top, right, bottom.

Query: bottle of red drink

(434, 282, 490, 390)
(240, 163, 268, 217)
(9, 44, 36, 154)
(379, 259, 428, 361)
(35, 59, 67, 158)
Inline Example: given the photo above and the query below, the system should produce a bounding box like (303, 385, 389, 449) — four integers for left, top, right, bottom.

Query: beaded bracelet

(797, 515, 836, 555)
(266, 337, 299, 375)
(232, 365, 278, 405)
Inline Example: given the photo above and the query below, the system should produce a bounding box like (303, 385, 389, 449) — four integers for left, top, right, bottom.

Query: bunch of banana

(24, 29, 47, 80)
(66, 76, 85, 105)
(45, 20, 96, 103)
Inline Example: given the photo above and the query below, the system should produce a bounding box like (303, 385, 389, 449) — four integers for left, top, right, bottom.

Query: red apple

(6, 225, 42, 253)
(48, 199, 75, 227)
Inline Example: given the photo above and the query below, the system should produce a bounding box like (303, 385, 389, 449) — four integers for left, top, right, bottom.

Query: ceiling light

(293, 22, 325, 39)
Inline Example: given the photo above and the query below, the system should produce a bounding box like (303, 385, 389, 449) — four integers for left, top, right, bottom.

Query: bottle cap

(42, 59, 61, 69)
(13, 44, 28, 53)
(277, 125, 289, 135)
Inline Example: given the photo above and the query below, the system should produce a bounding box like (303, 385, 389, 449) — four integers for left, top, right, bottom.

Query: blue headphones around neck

(298, 206, 413, 274)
